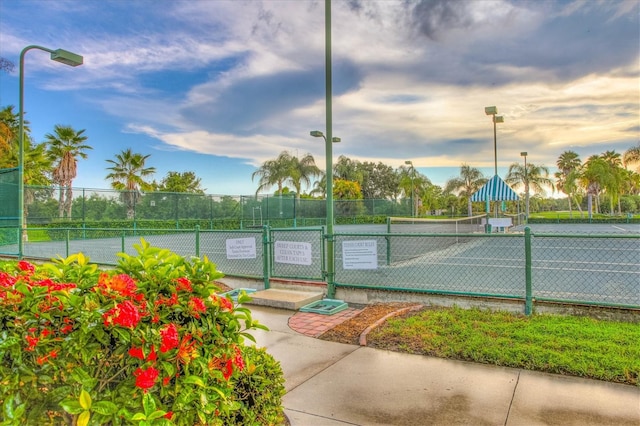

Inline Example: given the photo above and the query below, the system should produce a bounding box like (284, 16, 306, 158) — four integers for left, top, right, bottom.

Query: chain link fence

(0, 224, 638, 310)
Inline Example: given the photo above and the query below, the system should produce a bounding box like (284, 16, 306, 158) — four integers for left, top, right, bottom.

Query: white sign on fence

(225, 237, 257, 259)
(274, 241, 312, 265)
(342, 240, 378, 270)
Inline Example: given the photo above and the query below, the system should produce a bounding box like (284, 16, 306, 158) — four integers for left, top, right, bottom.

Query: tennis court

(3, 221, 639, 308)
(332, 220, 639, 306)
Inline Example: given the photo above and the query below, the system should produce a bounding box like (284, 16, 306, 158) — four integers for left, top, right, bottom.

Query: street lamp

(310, 129, 339, 297)
(484, 106, 504, 176)
(404, 160, 414, 217)
(18, 45, 83, 258)
(520, 151, 529, 223)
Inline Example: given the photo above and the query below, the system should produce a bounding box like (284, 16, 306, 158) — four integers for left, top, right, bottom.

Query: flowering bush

(0, 239, 285, 425)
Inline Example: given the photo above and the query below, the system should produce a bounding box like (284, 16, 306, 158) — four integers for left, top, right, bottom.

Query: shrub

(0, 239, 284, 425)
(221, 346, 286, 426)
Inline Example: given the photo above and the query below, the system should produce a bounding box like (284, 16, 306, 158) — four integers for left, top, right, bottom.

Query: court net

(387, 214, 486, 234)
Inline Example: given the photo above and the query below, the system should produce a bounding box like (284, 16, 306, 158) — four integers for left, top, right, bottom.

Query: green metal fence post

(195, 225, 200, 258)
(386, 216, 391, 266)
(524, 226, 533, 315)
(262, 225, 271, 289)
(66, 229, 70, 257)
(121, 231, 125, 254)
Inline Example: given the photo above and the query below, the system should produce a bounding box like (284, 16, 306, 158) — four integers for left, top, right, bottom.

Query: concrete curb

(358, 304, 423, 346)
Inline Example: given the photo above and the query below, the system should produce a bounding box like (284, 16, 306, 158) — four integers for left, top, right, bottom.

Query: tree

(623, 144, 640, 172)
(506, 162, 554, 217)
(555, 151, 582, 217)
(251, 151, 293, 196)
(444, 164, 487, 216)
(580, 155, 610, 217)
(0, 57, 14, 73)
(333, 155, 362, 182)
(105, 149, 156, 219)
(358, 161, 398, 200)
(600, 150, 625, 215)
(0, 106, 26, 167)
(46, 125, 91, 219)
(285, 153, 321, 201)
(156, 171, 205, 194)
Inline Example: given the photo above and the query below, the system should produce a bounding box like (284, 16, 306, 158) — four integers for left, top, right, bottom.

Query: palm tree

(555, 151, 582, 217)
(0, 105, 28, 168)
(286, 153, 321, 201)
(600, 150, 625, 215)
(579, 155, 610, 217)
(623, 144, 640, 172)
(444, 164, 487, 216)
(505, 162, 554, 215)
(251, 151, 293, 196)
(105, 149, 156, 219)
(46, 125, 91, 219)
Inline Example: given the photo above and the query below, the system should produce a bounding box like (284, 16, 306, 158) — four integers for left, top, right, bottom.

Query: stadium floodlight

(521, 151, 529, 222)
(18, 45, 83, 258)
(484, 106, 504, 176)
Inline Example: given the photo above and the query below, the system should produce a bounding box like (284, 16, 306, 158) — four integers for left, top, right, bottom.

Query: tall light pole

(520, 151, 529, 223)
(310, 130, 340, 295)
(484, 106, 504, 176)
(18, 45, 83, 258)
(404, 160, 414, 217)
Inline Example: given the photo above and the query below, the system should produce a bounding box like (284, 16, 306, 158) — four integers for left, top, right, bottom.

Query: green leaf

(79, 389, 92, 410)
(142, 392, 156, 415)
(3, 395, 14, 420)
(182, 375, 206, 387)
(13, 403, 26, 421)
(91, 401, 118, 415)
(147, 410, 168, 420)
(77, 410, 90, 426)
(60, 400, 83, 415)
(131, 413, 147, 421)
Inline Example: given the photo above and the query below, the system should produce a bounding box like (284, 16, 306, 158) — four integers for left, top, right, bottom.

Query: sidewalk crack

(505, 370, 521, 426)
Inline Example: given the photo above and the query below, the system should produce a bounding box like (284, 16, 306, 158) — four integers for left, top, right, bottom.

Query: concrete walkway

(246, 305, 640, 426)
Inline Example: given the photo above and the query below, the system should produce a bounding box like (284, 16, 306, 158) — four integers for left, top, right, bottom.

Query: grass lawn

(367, 306, 640, 386)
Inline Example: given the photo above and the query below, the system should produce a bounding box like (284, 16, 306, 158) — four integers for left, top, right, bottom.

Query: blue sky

(1, 0, 638, 196)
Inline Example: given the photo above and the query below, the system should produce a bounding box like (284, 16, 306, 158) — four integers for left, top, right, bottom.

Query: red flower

(162, 376, 171, 386)
(155, 293, 178, 307)
(212, 294, 233, 311)
(160, 323, 179, 353)
(25, 335, 39, 351)
(176, 277, 192, 292)
(134, 366, 159, 390)
(103, 301, 142, 328)
(233, 346, 245, 372)
(147, 346, 157, 361)
(164, 411, 173, 420)
(223, 359, 233, 380)
(0, 272, 17, 288)
(177, 333, 198, 364)
(97, 273, 139, 298)
(129, 346, 145, 360)
(61, 324, 74, 334)
(188, 297, 207, 319)
(17, 261, 35, 274)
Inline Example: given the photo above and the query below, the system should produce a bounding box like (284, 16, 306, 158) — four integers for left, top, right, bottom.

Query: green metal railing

(1, 225, 638, 313)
